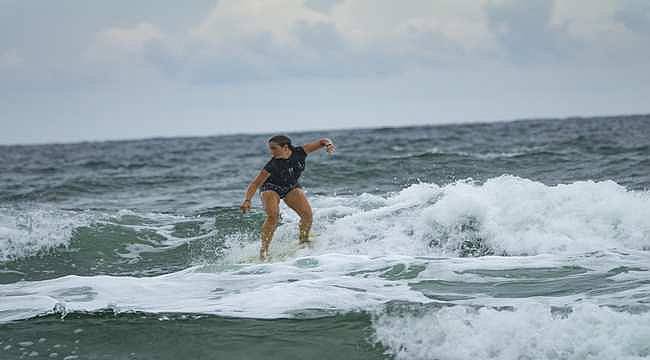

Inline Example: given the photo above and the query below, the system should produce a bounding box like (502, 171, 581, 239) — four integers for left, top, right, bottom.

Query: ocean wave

(0, 207, 214, 264)
(0, 205, 95, 262)
(1, 251, 649, 324)
(286, 175, 650, 258)
(372, 302, 650, 360)
(4, 175, 650, 268)
(0, 254, 430, 322)
(386, 146, 563, 161)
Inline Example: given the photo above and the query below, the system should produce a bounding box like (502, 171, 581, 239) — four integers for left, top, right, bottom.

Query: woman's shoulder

(293, 146, 307, 157)
(263, 157, 276, 172)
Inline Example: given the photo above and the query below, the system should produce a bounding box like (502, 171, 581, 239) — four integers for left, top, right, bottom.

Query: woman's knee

(265, 211, 280, 225)
(300, 210, 313, 224)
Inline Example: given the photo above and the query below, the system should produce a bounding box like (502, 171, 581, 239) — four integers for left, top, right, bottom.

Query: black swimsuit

(260, 146, 307, 199)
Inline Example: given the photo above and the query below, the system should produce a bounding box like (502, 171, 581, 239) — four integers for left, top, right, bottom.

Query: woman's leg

(260, 190, 281, 260)
(283, 187, 313, 244)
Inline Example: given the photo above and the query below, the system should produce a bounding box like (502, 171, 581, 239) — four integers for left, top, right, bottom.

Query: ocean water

(1, 115, 650, 360)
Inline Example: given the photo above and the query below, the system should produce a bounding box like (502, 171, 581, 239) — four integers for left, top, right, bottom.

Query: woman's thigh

(261, 190, 280, 218)
(283, 187, 312, 219)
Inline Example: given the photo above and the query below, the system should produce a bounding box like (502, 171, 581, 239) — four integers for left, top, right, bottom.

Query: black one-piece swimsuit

(260, 146, 307, 199)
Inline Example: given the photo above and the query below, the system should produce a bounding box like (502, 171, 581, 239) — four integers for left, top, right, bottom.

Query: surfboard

(240, 233, 317, 263)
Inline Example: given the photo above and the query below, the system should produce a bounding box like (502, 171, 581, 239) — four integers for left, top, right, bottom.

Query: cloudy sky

(1, 0, 649, 145)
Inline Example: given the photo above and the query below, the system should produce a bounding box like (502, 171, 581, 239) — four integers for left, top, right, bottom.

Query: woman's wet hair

(268, 135, 294, 150)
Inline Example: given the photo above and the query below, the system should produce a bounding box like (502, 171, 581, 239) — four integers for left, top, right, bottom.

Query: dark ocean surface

(2, 115, 650, 359)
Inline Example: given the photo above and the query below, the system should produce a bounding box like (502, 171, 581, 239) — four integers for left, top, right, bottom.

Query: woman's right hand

(240, 199, 251, 213)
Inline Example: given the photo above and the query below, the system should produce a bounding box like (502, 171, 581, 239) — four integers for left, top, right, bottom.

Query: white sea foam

(372, 302, 650, 360)
(104, 209, 217, 260)
(0, 206, 214, 262)
(1, 251, 649, 323)
(0, 254, 432, 322)
(263, 175, 650, 259)
(0, 206, 94, 261)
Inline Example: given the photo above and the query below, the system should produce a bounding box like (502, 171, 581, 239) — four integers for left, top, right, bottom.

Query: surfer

(240, 135, 336, 261)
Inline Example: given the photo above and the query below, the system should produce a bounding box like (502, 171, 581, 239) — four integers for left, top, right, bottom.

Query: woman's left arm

(302, 138, 336, 154)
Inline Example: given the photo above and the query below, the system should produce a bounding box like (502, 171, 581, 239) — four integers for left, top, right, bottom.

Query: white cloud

(551, 1, 632, 46)
(549, 0, 650, 64)
(101, 22, 163, 50)
(175, 0, 504, 81)
(86, 23, 164, 64)
(330, 0, 493, 49)
(79, 22, 185, 85)
(304, 0, 343, 14)
(190, 0, 329, 47)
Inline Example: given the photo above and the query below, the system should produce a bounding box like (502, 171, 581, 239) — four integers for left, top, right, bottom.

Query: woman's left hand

(321, 138, 336, 154)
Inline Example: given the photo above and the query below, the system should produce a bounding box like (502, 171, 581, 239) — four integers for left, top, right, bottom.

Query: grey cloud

(616, 0, 650, 34)
(399, 25, 468, 66)
(184, 31, 283, 84)
(179, 21, 398, 83)
(166, 18, 474, 84)
(293, 20, 345, 52)
(141, 39, 185, 78)
(484, 0, 569, 64)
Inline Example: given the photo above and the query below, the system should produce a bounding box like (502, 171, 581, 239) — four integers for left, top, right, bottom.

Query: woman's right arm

(241, 169, 270, 213)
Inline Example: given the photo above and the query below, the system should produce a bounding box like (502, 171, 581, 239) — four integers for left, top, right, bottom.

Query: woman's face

(268, 142, 289, 158)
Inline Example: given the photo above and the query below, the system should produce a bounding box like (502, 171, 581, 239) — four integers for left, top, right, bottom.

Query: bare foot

(298, 240, 312, 249)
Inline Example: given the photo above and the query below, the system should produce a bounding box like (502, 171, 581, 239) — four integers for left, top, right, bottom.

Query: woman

(240, 135, 336, 260)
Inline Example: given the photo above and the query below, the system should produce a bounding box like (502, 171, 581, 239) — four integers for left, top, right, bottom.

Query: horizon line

(2, 111, 648, 148)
